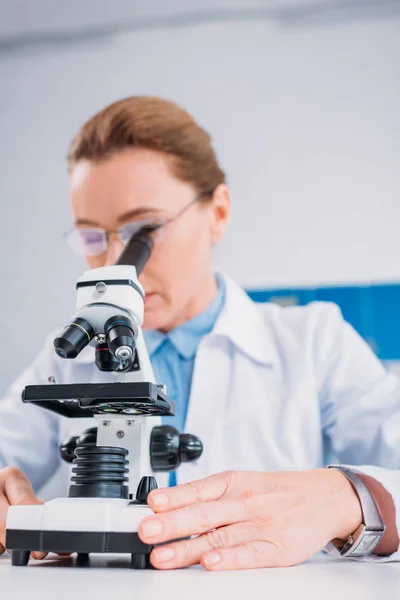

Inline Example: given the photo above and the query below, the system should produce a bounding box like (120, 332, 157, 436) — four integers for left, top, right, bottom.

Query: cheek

(180, 225, 213, 266)
(144, 227, 211, 301)
(145, 226, 209, 280)
(176, 217, 211, 255)
(139, 251, 171, 298)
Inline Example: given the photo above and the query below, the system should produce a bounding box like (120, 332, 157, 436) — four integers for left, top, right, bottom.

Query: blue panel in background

(247, 288, 316, 307)
(370, 285, 400, 360)
(247, 282, 400, 361)
(314, 286, 367, 340)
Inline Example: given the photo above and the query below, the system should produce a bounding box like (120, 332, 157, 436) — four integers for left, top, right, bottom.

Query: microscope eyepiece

(54, 317, 95, 359)
(115, 230, 153, 274)
(105, 315, 136, 362)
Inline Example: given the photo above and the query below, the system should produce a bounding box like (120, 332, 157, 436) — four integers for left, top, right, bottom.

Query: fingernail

(151, 493, 169, 509)
(152, 546, 175, 563)
(32, 552, 46, 560)
(141, 519, 163, 538)
(203, 551, 221, 567)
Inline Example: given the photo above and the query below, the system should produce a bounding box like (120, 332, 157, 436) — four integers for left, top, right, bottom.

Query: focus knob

(59, 435, 80, 463)
(130, 476, 158, 505)
(179, 433, 203, 464)
(150, 426, 179, 471)
(150, 426, 203, 472)
(59, 427, 97, 463)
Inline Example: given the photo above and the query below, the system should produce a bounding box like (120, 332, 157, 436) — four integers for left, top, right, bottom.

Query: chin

(143, 308, 166, 331)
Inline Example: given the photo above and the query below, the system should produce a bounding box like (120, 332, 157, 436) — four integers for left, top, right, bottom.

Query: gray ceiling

(1, 0, 399, 52)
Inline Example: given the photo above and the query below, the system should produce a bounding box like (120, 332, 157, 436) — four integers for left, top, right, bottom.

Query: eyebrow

(117, 207, 162, 224)
(74, 207, 162, 228)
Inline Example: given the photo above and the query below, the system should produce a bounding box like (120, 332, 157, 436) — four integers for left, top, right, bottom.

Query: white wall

(0, 14, 399, 392)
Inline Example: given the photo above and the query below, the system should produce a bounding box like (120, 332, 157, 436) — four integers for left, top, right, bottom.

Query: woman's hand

(138, 469, 362, 570)
(0, 467, 46, 560)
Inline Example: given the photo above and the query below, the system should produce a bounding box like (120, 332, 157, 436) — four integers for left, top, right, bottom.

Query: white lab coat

(0, 273, 399, 560)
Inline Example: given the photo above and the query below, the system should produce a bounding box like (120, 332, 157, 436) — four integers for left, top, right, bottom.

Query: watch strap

(328, 466, 385, 557)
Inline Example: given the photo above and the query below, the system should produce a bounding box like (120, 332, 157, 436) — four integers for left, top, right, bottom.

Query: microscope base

(6, 498, 154, 568)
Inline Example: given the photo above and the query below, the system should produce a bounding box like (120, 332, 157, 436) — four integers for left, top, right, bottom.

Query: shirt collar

(143, 329, 165, 357)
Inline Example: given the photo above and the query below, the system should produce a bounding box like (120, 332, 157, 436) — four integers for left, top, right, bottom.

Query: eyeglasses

(65, 195, 205, 257)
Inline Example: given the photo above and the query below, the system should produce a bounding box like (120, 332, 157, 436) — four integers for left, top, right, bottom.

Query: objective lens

(105, 315, 136, 362)
(54, 317, 95, 359)
(95, 342, 131, 372)
(115, 345, 132, 360)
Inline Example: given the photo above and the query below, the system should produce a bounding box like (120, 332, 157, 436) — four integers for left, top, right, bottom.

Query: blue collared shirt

(144, 276, 225, 485)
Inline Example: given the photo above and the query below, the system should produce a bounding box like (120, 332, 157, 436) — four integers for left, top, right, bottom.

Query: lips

(144, 292, 156, 304)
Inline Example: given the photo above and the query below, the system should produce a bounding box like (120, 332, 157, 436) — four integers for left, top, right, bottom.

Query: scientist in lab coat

(0, 96, 399, 570)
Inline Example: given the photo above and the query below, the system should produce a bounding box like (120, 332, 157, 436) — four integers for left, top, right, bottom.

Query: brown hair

(68, 96, 226, 199)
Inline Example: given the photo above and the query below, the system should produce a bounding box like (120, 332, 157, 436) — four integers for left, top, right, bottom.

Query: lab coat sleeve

(0, 335, 62, 492)
(315, 303, 400, 560)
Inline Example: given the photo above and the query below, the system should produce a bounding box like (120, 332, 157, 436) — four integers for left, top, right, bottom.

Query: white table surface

(1, 553, 399, 600)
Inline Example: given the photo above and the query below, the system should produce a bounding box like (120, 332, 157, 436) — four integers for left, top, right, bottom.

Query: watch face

(354, 533, 382, 555)
(340, 523, 384, 557)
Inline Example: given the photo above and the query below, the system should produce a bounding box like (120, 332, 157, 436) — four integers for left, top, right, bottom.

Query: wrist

(327, 468, 363, 540)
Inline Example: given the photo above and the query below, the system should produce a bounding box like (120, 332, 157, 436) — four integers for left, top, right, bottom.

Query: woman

(0, 96, 399, 570)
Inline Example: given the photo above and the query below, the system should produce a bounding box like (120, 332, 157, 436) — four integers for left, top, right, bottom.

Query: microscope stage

(22, 381, 175, 417)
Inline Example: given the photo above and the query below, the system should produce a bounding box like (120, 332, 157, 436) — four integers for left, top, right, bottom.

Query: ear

(209, 184, 231, 244)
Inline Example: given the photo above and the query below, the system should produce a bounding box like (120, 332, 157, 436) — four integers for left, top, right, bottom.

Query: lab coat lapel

(178, 333, 232, 484)
(177, 273, 278, 484)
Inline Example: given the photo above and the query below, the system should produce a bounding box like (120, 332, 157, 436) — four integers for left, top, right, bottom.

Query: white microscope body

(6, 234, 203, 568)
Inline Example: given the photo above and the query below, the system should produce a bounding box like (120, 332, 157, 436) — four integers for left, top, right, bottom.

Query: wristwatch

(328, 466, 386, 557)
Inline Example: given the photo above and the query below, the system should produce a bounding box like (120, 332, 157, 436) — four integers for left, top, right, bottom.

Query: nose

(105, 233, 126, 266)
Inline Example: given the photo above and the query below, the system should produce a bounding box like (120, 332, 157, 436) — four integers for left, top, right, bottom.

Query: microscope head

(54, 264, 143, 368)
(54, 230, 154, 370)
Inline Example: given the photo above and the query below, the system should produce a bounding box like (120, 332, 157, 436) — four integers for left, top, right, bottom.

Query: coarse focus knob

(150, 426, 203, 471)
(179, 433, 203, 464)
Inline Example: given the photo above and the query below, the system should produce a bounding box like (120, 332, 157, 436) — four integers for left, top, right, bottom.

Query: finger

(148, 471, 277, 513)
(148, 472, 233, 513)
(4, 472, 40, 507)
(0, 494, 10, 548)
(139, 498, 248, 544)
(32, 552, 47, 560)
(151, 521, 263, 569)
(0, 469, 44, 558)
(201, 541, 281, 570)
(0, 543, 5, 556)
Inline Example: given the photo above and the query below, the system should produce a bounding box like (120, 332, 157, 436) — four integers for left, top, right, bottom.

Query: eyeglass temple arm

(114, 229, 154, 275)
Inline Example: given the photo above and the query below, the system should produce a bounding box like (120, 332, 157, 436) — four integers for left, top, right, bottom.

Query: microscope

(6, 231, 203, 568)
